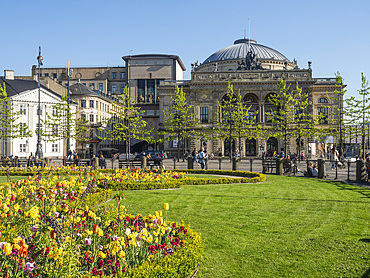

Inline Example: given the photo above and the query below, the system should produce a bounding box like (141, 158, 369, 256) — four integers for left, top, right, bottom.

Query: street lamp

(67, 62, 72, 154)
(35, 46, 43, 166)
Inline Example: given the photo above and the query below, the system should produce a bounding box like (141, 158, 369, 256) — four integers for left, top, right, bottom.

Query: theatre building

(158, 38, 343, 157)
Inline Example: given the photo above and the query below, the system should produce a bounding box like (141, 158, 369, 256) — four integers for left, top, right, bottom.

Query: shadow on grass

(331, 181, 370, 198)
(359, 238, 370, 243)
(149, 191, 370, 204)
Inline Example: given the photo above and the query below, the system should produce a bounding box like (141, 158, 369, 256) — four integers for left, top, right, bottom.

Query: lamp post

(35, 46, 43, 166)
(67, 61, 72, 155)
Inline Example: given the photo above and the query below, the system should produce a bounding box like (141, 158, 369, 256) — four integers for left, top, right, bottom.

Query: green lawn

(108, 175, 370, 278)
(0, 176, 29, 183)
(185, 173, 225, 179)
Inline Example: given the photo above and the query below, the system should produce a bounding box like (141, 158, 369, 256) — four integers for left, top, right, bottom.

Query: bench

(119, 159, 142, 169)
(78, 159, 91, 166)
(262, 159, 276, 173)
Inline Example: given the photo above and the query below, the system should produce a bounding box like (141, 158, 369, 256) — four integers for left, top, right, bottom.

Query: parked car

(134, 151, 165, 160)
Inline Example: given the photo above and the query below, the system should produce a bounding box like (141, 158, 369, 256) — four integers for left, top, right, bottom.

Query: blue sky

(2, 0, 370, 98)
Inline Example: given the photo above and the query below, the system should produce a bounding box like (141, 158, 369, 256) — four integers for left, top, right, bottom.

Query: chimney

(4, 70, 14, 80)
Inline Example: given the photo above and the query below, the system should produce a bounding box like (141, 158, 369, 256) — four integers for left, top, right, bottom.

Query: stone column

(276, 158, 283, 175)
(318, 158, 326, 178)
(188, 156, 194, 169)
(356, 160, 366, 182)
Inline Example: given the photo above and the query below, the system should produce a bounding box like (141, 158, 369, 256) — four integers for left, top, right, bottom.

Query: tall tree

(0, 83, 32, 156)
(344, 73, 370, 159)
(267, 78, 316, 155)
(216, 83, 260, 157)
(99, 86, 152, 161)
(163, 85, 200, 161)
(317, 73, 347, 158)
(41, 93, 88, 155)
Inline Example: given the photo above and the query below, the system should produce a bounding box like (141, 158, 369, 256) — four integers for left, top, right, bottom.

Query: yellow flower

(4, 243, 12, 255)
(98, 228, 104, 237)
(118, 251, 125, 258)
(164, 203, 169, 211)
(98, 251, 106, 259)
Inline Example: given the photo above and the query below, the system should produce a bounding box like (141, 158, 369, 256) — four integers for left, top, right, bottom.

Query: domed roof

(202, 38, 289, 65)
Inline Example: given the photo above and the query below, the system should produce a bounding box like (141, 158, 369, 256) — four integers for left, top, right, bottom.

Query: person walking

(330, 147, 339, 170)
(197, 148, 206, 169)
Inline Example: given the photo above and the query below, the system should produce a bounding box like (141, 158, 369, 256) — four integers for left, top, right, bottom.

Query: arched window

(318, 97, 328, 103)
(245, 138, 256, 156)
(243, 93, 259, 123)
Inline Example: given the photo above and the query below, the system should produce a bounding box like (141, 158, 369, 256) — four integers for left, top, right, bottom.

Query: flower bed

(0, 174, 203, 277)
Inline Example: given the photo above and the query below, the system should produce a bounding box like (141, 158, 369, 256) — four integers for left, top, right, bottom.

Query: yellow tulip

(4, 243, 12, 256)
(164, 203, 169, 211)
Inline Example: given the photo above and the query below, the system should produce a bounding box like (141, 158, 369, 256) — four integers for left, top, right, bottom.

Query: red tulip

(93, 224, 99, 234)
(50, 230, 56, 239)
(10, 195, 15, 202)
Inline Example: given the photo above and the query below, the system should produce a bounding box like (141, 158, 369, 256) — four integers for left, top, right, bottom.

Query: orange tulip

(164, 203, 169, 211)
(20, 246, 28, 258)
(10, 195, 15, 202)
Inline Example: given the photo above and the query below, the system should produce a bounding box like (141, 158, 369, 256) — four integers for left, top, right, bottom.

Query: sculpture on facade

(237, 50, 263, 70)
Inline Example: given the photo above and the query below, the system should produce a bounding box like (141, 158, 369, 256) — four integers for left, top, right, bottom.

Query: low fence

(1, 156, 367, 183)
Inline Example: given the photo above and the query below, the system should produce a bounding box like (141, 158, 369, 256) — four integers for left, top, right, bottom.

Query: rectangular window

(36, 105, 43, 116)
(60, 73, 66, 80)
(147, 79, 155, 103)
(20, 123, 27, 136)
(112, 85, 117, 92)
(89, 83, 95, 89)
(89, 100, 94, 108)
(81, 100, 86, 108)
(52, 107, 58, 116)
(90, 114, 94, 122)
(120, 85, 125, 93)
(20, 104, 26, 115)
(200, 107, 208, 123)
(52, 143, 58, 153)
(120, 72, 125, 79)
(112, 72, 117, 79)
(265, 111, 274, 123)
(245, 111, 257, 123)
(81, 114, 86, 121)
(52, 124, 58, 136)
(318, 107, 328, 124)
(137, 79, 145, 103)
(20, 144, 26, 153)
(146, 110, 155, 116)
(36, 123, 43, 135)
(45, 73, 49, 77)
(98, 83, 103, 92)
(52, 73, 57, 79)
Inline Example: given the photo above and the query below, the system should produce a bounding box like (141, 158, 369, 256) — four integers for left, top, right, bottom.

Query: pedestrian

(197, 148, 206, 169)
(330, 147, 339, 170)
(99, 154, 106, 169)
(192, 148, 198, 163)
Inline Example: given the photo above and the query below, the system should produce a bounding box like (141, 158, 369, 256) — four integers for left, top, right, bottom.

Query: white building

(0, 70, 76, 158)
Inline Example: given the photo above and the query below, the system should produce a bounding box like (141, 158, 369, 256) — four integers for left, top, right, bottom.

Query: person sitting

(312, 164, 318, 177)
(304, 162, 313, 177)
(153, 154, 162, 169)
(283, 155, 292, 173)
(2, 155, 10, 167)
(233, 149, 241, 159)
